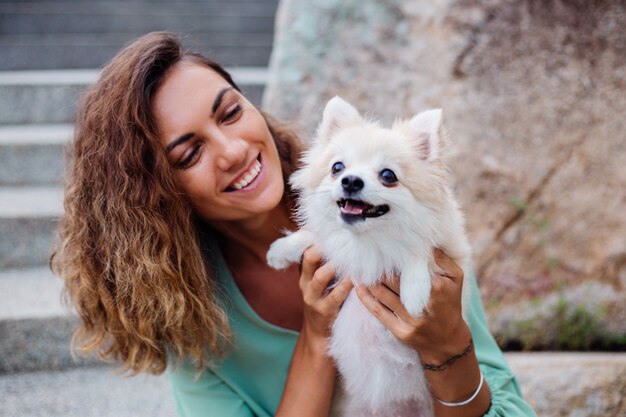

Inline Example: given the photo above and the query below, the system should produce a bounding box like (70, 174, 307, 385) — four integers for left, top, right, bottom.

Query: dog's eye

(331, 162, 345, 175)
(379, 169, 398, 185)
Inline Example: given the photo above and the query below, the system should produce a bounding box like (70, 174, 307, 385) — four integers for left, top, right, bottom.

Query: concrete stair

(0, 186, 62, 269)
(0, 267, 99, 375)
(0, 0, 279, 70)
(0, 124, 71, 185)
(0, 365, 176, 417)
(0, 69, 267, 124)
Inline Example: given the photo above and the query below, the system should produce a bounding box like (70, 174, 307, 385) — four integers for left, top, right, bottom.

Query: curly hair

(51, 32, 303, 375)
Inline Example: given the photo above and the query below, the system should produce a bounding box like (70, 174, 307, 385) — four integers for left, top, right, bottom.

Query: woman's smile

(225, 154, 264, 192)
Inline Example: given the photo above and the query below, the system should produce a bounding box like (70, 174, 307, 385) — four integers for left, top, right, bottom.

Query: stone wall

(264, 0, 626, 350)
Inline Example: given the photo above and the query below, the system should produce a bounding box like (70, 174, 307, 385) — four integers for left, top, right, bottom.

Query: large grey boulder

(264, 0, 626, 350)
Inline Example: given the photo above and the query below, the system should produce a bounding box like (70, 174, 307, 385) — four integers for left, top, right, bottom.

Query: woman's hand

(355, 248, 471, 363)
(276, 245, 353, 417)
(355, 249, 492, 416)
(299, 245, 353, 353)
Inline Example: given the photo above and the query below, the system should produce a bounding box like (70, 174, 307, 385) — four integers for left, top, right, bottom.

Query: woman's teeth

(231, 159, 262, 190)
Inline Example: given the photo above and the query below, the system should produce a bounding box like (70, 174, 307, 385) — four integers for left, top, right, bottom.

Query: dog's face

(291, 97, 448, 229)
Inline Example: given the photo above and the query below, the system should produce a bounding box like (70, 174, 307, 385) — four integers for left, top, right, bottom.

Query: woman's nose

(214, 134, 248, 172)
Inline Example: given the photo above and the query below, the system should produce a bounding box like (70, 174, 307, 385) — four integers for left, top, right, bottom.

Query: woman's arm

(275, 246, 353, 417)
(414, 250, 492, 417)
(171, 245, 351, 417)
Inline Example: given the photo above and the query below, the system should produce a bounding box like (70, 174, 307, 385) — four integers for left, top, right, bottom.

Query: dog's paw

(404, 291, 430, 317)
(267, 238, 296, 270)
(400, 260, 432, 317)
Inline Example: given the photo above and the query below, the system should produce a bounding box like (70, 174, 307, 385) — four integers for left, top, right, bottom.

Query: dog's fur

(267, 97, 472, 417)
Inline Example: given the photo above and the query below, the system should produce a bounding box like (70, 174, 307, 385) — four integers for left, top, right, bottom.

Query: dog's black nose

(341, 175, 364, 193)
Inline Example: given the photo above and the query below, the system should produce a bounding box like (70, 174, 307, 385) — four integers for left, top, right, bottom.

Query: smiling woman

(51, 31, 536, 417)
(51, 31, 303, 376)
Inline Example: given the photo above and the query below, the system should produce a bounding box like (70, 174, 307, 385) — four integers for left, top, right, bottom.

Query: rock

(264, 0, 626, 349)
(507, 352, 626, 417)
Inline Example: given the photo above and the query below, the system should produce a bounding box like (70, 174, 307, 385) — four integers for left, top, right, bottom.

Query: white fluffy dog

(267, 97, 471, 417)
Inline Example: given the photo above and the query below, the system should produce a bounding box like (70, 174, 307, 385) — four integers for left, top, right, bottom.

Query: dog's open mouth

(337, 198, 389, 223)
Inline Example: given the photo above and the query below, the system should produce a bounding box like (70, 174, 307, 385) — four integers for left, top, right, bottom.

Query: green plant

(554, 296, 599, 350)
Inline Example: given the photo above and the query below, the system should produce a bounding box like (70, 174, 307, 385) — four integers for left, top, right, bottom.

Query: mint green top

(169, 251, 537, 417)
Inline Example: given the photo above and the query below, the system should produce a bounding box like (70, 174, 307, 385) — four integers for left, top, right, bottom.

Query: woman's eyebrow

(212, 87, 232, 115)
(166, 87, 233, 154)
(166, 133, 193, 154)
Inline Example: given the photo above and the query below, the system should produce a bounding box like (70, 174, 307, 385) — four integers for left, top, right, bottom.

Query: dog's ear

(316, 96, 361, 142)
(408, 109, 443, 162)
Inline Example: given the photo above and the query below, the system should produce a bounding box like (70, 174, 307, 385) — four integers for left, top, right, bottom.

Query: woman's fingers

(356, 285, 404, 333)
(300, 245, 346, 300)
(300, 246, 323, 282)
(367, 283, 414, 323)
(382, 274, 400, 295)
(309, 263, 337, 296)
(327, 277, 353, 307)
(433, 248, 464, 284)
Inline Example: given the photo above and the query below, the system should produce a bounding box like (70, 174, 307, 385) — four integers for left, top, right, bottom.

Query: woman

(52, 32, 536, 417)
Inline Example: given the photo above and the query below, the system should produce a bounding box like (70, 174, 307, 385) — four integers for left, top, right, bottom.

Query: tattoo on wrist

(422, 339, 473, 372)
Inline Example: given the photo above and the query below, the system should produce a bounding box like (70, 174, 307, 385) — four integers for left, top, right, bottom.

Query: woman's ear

(316, 96, 362, 143)
(408, 109, 443, 162)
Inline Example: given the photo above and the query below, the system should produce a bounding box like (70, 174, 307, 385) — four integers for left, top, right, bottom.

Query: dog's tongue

(344, 200, 365, 215)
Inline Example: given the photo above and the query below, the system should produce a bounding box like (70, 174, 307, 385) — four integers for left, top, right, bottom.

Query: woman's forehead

(155, 62, 229, 107)
(152, 63, 231, 136)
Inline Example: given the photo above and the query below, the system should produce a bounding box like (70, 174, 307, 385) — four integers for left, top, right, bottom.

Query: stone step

(0, 32, 274, 70)
(0, 0, 277, 3)
(0, 267, 65, 320)
(0, 267, 100, 374)
(0, 186, 62, 269)
(506, 352, 626, 417)
(0, 365, 176, 417)
(0, 68, 267, 124)
(0, 15, 275, 37)
(0, 0, 278, 20)
(0, 124, 72, 186)
(0, 352, 624, 416)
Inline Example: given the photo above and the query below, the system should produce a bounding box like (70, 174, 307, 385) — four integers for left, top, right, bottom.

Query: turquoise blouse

(169, 251, 537, 417)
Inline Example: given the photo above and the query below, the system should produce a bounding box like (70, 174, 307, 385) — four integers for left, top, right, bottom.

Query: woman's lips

(226, 155, 263, 192)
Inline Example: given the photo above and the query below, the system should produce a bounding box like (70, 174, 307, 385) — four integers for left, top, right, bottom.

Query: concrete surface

(0, 365, 176, 417)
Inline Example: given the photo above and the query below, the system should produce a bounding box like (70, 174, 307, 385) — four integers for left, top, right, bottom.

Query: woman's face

(152, 62, 285, 223)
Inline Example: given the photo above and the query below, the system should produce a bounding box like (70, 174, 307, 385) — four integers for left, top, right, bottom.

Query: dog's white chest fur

(330, 291, 431, 417)
(267, 97, 471, 417)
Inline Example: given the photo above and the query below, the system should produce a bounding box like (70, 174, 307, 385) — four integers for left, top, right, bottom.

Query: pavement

(0, 365, 176, 417)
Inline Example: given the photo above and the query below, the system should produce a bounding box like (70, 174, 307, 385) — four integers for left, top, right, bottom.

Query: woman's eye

(223, 104, 242, 122)
(331, 161, 345, 175)
(379, 168, 398, 185)
(176, 146, 201, 169)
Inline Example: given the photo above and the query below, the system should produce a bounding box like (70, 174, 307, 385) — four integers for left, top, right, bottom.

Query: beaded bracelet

(435, 372, 485, 407)
(422, 339, 473, 372)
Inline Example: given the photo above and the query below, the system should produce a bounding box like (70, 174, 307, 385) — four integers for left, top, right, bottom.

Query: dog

(267, 96, 472, 417)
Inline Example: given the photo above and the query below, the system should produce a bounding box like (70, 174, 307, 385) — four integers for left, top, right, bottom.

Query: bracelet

(422, 339, 473, 372)
(435, 372, 484, 408)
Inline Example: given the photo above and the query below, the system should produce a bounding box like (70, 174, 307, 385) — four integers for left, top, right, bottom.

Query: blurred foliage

(495, 293, 626, 351)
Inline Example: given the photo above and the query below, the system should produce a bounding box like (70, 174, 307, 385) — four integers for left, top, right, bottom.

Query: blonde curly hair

(51, 32, 302, 375)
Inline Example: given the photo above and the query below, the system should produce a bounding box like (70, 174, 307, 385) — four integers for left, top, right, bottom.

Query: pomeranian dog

(267, 96, 472, 417)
